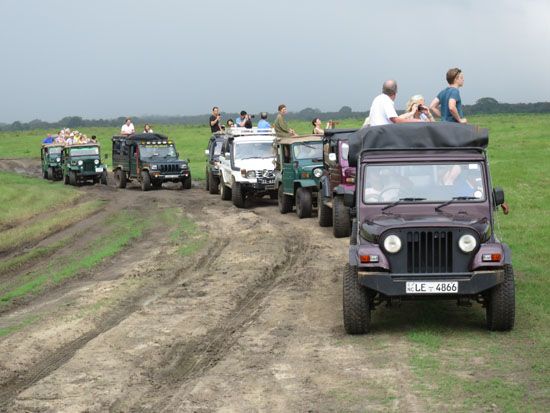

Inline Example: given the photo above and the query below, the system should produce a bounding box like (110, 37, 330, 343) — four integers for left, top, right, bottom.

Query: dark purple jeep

(343, 123, 514, 334)
(318, 129, 358, 237)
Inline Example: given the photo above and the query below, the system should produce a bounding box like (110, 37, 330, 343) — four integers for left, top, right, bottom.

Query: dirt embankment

(0, 161, 429, 412)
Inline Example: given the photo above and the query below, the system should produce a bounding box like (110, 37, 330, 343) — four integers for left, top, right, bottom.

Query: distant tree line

(2, 99, 550, 132)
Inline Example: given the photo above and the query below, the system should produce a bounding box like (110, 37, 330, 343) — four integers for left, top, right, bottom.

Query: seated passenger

(121, 118, 135, 135)
(257, 112, 271, 129)
(143, 123, 154, 133)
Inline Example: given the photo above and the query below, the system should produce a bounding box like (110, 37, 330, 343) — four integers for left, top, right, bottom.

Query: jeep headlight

(246, 170, 256, 179)
(458, 234, 477, 253)
(151, 164, 158, 170)
(313, 168, 323, 178)
(180, 163, 187, 169)
(94, 159, 99, 165)
(56, 157, 61, 162)
(383, 235, 402, 254)
(77, 160, 83, 166)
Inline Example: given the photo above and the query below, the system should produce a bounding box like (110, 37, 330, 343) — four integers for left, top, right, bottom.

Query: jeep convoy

(342, 123, 514, 333)
(111, 133, 191, 191)
(217, 127, 277, 208)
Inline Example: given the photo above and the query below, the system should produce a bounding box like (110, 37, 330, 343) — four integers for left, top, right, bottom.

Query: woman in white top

(121, 118, 135, 135)
(143, 124, 154, 133)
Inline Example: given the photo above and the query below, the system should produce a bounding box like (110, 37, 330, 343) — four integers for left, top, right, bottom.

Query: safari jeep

(318, 129, 358, 237)
(218, 127, 277, 208)
(41, 144, 64, 181)
(111, 133, 191, 191)
(204, 132, 226, 194)
(343, 123, 514, 334)
(275, 135, 324, 218)
(61, 144, 108, 186)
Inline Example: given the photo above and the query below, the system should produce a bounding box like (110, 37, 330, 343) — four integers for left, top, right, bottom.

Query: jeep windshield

(68, 147, 99, 156)
(139, 145, 177, 159)
(363, 162, 485, 204)
(234, 142, 274, 159)
(293, 142, 323, 160)
(47, 147, 63, 154)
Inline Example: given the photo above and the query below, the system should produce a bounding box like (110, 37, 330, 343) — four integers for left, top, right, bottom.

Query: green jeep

(40, 144, 64, 181)
(274, 135, 324, 218)
(61, 144, 108, 186)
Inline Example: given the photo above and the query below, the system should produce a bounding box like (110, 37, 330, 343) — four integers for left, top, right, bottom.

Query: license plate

(406, 281, 458, 294)
(95, 167, 103, 172)
(164, 175, 179, 179)
(259, 178, 274, 184)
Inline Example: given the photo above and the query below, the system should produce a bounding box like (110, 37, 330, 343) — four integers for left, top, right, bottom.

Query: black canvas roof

(112, 133, 170, 141)
(348, 123, 488, 166)
(323, 128, 359, 141)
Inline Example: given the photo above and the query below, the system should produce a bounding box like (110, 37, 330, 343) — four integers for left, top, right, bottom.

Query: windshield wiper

(381, 198, 426, 212)
(435, 196, 479, 212)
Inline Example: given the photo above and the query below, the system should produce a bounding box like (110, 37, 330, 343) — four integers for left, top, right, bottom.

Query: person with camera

(399, 95, 434, 122)
(209, 106, 222, 133)
(236, 110, 254, 129)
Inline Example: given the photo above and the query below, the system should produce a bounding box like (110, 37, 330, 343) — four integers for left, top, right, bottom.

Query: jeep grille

(406, 230, 453, 273)
(83, 160, 95, 172)
(254, 170, 275, 178)
(160, 164, 179, 173)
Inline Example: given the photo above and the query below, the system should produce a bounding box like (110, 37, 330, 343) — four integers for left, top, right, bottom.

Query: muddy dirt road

(0, 160, 497, 412)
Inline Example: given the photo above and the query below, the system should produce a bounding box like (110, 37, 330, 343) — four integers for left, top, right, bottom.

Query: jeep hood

(234, 158, 275, 171)
(361, 212, 491, 241)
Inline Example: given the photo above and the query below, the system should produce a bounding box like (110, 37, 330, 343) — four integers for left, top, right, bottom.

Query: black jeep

(111, 133, 191, 191)
(343, 123, 514, 333)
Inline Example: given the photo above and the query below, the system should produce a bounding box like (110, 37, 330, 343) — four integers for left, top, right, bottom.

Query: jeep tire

(220, 175, 232, 200)
(318, 192, 333, 227)
(486, 264, 515, 331)
(182, 174, 192, 190)
(278, 185, 293, 214)
(63, 172, 69, 185)
(43, 168, 48, 180)
(333, 195, 351, 238)
(114, 169, 127, 189)
(231, 181, 245, 208)
(350, 219, 358, 246)
(343, 264, 373, 334)
(68, 170, 77, 186)
(49, 167, 55, 180)
(209, 172, 219, 194)
(99, 171, 107, 185)
(205, 168, 210, 191)
(141, 171, 151, 191)
(296, 187, 312, 218)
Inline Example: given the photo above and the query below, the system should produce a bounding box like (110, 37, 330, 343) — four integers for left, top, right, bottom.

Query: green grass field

(1, 114, 549, 410)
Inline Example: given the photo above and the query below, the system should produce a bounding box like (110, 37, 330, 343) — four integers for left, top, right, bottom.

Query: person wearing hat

(257, 112, 271, 129)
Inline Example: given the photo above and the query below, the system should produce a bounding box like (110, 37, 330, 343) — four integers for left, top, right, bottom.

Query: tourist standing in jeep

(343, 123, 514, 334)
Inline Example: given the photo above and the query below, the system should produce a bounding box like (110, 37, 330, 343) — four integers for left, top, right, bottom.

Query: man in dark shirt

(430, 68, 467, 124)
(209, 106, 222, 132)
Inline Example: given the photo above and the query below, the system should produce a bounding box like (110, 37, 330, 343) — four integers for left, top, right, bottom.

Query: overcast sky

(1, 0, 549, 123)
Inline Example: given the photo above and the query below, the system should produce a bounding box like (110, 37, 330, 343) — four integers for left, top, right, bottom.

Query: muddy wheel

(100, 171, 108, 185)
(63, 172, 69, 185)
(209, 172, 219, 194)
(114, 169, 127, 189)
(318, 192, 333, 227)
(48, 167, 55, 180)
(269, 191, 278, 200)
(278, 185, 293, 214)
(182, 174, 192, 190)
(486, 265, 515, 331)
(68, 170, 77, 186)
(333, 195, 351, 238)
(296, 187, 312, 218)
(152, 180, 162, 189)
(231, 181, 245, 208)
(343, 264, 372, 334)
(205, 169, 210, 191)
(220, 175, 232, 200)
(43, 168, 48, 180)
(141, 171, 151, 191)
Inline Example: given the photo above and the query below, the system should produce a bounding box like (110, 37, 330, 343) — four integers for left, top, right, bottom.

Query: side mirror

(204, 149, 209, 155)
(187, 158, 190, 163)
(493, 187, 505, 206)
(343, 192, 355, 207)
(104, 154, 109, 159)
(225, 152, 230, 157)
(328, 153, 337, 162)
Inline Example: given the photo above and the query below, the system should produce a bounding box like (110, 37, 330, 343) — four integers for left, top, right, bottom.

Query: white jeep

(218, 127, 277, 208)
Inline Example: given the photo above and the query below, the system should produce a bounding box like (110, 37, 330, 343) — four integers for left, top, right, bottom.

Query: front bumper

(150, 170, 190, 181)
(357, 269, 505, 297)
